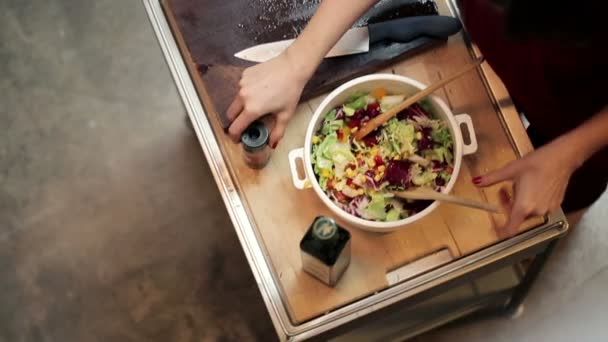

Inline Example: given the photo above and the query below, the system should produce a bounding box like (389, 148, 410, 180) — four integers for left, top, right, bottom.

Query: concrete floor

(1, 0, 606, 341)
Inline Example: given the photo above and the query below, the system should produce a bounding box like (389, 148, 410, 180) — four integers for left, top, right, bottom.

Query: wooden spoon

(394, 187, 502, 213)
(354, 57, 485, 141)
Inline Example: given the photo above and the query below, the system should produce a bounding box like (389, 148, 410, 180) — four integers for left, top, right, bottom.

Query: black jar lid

(241, 121, 269, 152)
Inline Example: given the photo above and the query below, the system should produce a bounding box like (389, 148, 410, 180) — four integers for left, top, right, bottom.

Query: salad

(311, 88, 455, 222)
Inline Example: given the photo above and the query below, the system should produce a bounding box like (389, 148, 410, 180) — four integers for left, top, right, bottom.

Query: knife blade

(234, 15, 462, 63)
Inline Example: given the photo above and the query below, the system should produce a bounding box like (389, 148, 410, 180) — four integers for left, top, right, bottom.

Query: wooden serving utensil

(394, 187, 502, 213)
(353, 57, 485, 141)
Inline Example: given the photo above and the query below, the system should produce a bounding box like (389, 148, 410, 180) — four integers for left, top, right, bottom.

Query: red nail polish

(271, 142, 278, 149)
(472, 176, 482, 185)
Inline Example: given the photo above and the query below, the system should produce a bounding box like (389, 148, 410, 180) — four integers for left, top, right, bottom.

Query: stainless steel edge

(143, 0, 569, 340)
(141, 1, 290, 340)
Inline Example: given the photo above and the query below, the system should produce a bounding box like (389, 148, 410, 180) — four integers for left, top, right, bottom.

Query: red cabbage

(364, 170, 381, 188)
(384, 160, 412, 188)
(397, 103, 430, 121)
(403, 199, 434, 214)
(362, 129, 381, 147)
(334, 106, 345, 120)
(363, 134, 378, 147)
(417, 127, 433, 150)
(352, 108, 367, 121)
(366, 102, 381, 118)
(435, 176, 446, 187)
(349, 196, 370, 218)
(431, 160, 448, 172)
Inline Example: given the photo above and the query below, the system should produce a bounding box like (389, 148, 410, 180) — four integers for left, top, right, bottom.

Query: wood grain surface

(163, 0, 545, 324)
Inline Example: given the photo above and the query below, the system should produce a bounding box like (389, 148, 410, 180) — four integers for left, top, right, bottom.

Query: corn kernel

(357, 189, 365, 195)
(415, 132, 422, 140)
(367, 159, 376, 168)
(374, 174, 382, 182)
(312, 136, 321, 144)
(378, 165, 386, 172)
(345, 168, 356, 178)
(321, 169, 331, 178)
(370, 147, 379, 157)
(394, 154, 401, 160)
(359, 174, 367, 183)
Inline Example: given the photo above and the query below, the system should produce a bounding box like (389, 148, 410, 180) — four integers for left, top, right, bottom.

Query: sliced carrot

(371, 87, 387, 100)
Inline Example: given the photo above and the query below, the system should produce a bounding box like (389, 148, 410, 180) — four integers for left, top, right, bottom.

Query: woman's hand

(473, 137, 582, 237)
(227, 50, 309, 148)
(227, 0, 381, 148)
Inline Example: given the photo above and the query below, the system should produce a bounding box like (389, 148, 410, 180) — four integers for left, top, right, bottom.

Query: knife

(234, 15, 462, 63)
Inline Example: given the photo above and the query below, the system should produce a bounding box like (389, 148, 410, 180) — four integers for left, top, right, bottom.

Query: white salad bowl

(288, 74, 478, 233)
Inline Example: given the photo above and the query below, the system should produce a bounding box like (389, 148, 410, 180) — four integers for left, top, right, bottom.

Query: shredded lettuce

(352, 139, 366, 152)
(386, 208, 401, 221)
(325, 109, 337, 121)
(419, 98, 435, 116)
(409, 163, 422, 182)
(433, 146, 453, 164)
(315, 133, 337, 172)
(384, 118, 416, 156)
(319, 177, 329, 191)
(320, 109, 343, 136)
(343, 106, 355, 117)
(431, 126, 452, 148)
(346, 95, 367, 110)
(347, 91, 366, 102)
(412, 171, 438, 186)
(380, 95, 405, 112)
(440, 171, 451, 183)
(330, 142, 356, 179)
(342, 186, 360, 198)
(321, 120, 343, 136)
(363, 192, 388, 221)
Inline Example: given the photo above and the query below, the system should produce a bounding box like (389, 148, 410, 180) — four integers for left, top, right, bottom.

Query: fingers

(499, 187, 513, 212)
(227, 96, 244, 122)
(474, 160, 523, 187)
(500, 200, 528, 238)
(269, 113, 290, 149)
(228, 110, 256, 143)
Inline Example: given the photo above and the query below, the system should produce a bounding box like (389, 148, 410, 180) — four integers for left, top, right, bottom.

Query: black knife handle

(368, 15, 462, 45)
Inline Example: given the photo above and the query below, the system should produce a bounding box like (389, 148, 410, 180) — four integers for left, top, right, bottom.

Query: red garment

(461, 0, 608, 211)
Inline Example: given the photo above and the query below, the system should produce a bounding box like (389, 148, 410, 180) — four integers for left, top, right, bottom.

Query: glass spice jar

(241, 120, 271, 169)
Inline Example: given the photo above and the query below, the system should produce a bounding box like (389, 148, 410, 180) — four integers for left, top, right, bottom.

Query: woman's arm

(227, 0, 380, 147)
(561, 107, 608, 167)
(282, 0, 381, 80)
(475, 106, 608, 236)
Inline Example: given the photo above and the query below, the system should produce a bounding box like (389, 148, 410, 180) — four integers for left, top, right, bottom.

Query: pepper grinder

(240, 120, 271, 169)
(300, 216, 351, 287)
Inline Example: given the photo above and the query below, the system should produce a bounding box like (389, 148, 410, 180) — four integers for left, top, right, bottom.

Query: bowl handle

(455, 114, 478, 155)
(288, 148, 310, 190)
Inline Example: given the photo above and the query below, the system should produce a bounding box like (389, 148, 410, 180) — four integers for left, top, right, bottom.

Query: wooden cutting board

(164, 0, 443, 128)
